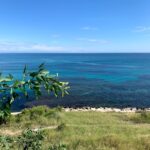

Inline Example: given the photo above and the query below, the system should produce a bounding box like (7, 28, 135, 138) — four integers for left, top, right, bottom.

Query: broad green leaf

(0, 63, 70, 124)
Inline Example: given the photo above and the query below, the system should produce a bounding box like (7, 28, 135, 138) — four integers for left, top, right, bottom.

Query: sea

(0, 53, 150, 111)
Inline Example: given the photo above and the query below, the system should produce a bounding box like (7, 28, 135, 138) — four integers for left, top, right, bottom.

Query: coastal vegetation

(0, 106, 150, 150)
(0, 64, 69, 124)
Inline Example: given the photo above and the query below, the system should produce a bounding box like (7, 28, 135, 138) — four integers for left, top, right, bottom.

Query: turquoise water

(0, 53, 150, 110)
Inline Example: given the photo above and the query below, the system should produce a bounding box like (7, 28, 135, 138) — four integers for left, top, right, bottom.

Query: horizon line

(0, 52, 150, 54)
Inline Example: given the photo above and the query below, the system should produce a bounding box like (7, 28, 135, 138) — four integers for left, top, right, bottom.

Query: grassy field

(0, 106, 150, 150)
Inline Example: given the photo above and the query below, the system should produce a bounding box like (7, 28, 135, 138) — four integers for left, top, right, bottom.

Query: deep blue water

(1, 53, 150, 110)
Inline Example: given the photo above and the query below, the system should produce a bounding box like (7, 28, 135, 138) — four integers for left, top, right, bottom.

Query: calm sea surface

(1, 53, 150, 110)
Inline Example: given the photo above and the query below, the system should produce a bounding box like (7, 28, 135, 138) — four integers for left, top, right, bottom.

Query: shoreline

(11, 107, 150, 115)
(64, 107, 150, 113)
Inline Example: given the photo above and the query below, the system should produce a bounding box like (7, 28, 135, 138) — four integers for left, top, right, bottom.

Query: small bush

(18, 129, 44, 150)
(130, 111, 150, 123)
(18, 106, 59, 120)
(48, 143, 67, 150)
(13, 106, 61, 128)
(0, 135, 14, 150)
(0, 110, 7, 125)
(57, 123, 66, 131)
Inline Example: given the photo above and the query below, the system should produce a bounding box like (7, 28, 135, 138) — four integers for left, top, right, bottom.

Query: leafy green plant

(0, 63, 69, 124)
(14, 106, 62, 128)
(0, 128, 46, 150)
(0, 135, 14, 150)
(57, 122, 66, 131)
(130, 111, 150, 123)
(18, 129, 44, 150)
(48, 143, 67, 150)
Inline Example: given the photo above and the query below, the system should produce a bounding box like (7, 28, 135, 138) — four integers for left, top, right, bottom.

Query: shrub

(130, 111, 150, 123)
(0, 135, 14, 150)
(18, 129, 44, 150)
(14, 106, 62, 128)
(48, 143, 67, 150)
(57, 123, 66, 131)
(0, 64, 69, 124)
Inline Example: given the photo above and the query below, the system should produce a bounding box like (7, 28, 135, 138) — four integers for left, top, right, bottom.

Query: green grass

(2, 106, 62, 130)
(1, 106, 150, 150)
(129, 111, 150, 124)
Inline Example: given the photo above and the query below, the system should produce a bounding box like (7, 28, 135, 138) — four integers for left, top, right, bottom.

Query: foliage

(0, 109, 9, 124)
(18, 129, 44, 150)
(130, 111, 150, 123)
(0, 64, 69, 124)
(57, 122, 66, 131)
(0, 129, 44, 150)
(0, 128, 67, 150)
(0, 109, 150, 150)
(0, 135, 14, 150)
(14, 106, 62, 129)
(48, 143, 67, 150)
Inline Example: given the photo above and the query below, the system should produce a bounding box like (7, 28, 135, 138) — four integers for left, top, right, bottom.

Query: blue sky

(0, 0, 150, 53)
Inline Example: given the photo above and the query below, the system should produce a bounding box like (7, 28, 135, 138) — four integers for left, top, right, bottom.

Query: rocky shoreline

(11, 107, 150, 115)
(63, 107, 150, 113)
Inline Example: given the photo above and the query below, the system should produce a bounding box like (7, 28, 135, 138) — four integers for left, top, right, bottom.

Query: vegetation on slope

(0, 106, 150, 150)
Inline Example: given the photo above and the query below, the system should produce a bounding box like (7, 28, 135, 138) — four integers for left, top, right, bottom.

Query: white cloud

(1, 41, 150, 53)
(133, 26, 150, 32)
(0, 41, 96, 53)
(77, 38, 109, 44)
(0, 41, 65, 53)
(81, 26, 98, 31)
(30, 44, 64, 51)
